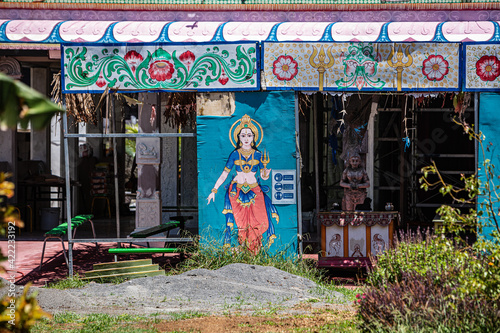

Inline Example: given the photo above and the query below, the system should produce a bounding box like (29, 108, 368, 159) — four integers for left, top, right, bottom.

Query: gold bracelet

(211, 188, 217, 193)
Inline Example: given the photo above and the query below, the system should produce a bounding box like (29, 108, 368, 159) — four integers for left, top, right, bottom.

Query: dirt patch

(150, 310, 356, 333)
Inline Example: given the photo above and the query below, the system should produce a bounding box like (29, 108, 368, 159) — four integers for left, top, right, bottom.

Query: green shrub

(366, 230, 470, 289)
(358, 233, 500, 332)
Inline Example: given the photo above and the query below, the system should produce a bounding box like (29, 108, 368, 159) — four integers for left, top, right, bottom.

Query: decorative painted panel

(62, 43, 259, 93)
(348, 225, 366, 257)
(2, 20, 500, 46)
(464, 44, 500, 91)
(263, 42, 460, 91)
(324, 225, 344, 257)
(370, 224, 390, 256)
(318, 211, 396, 267)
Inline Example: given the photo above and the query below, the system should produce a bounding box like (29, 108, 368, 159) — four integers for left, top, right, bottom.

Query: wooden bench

(109, 216, 193, 261)
(39, 214, 97, 270)
(108, 247, 186, 262)
(128, 216, 192, 238)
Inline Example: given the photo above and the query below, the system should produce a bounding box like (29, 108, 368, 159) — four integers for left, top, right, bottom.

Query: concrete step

(93, 259, 152, 270)
(84, 264, 160, 277)
(82, 269, 165, 281)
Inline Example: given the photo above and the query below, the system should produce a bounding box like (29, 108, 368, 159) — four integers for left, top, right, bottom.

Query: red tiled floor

(0, 240, 184, 286)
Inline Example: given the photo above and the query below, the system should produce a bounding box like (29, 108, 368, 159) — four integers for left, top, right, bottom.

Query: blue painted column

(478, 92, 500, 241)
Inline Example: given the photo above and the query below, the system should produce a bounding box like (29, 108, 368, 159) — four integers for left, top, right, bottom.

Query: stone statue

(340, 153, 370, 211)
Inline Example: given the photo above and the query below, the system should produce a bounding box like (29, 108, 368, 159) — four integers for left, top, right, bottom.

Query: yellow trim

(224, 167, 231, 173)
(222, 209, 233, 214)
(227, 222, 234, 229)
(268, 234, 277, 245)
(234, 159, 259, 166)
(234, 181, 258, 189)
(238, 147, 254, 157)
(272, 213, 279, 223)
(236, 198, 256, 207)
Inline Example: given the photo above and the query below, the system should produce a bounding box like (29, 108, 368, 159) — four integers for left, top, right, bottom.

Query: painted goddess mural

(207, 114, 279, 254)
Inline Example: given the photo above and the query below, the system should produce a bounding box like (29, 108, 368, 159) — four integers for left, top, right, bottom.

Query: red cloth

(228, 186, 269, 254)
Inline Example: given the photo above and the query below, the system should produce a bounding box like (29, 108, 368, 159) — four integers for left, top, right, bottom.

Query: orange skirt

(228, 186, 269, 254)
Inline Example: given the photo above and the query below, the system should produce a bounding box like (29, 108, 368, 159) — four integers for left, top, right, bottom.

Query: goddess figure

(207, 114, 279, 254)
(340, 153, 370, 211)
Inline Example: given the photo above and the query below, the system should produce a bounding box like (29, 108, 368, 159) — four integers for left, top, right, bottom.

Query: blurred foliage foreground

(0, 174, 52, 333)
(0, 73, 62, 332)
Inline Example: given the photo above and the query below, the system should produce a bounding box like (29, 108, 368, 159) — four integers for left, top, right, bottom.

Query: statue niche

(340, 152, 370, 211)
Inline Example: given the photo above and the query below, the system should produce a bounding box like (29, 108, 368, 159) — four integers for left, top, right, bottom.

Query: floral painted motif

(148, 60, 175, 82)
(476, 55, 500, 82)
(124, 50, 143, 73)
(179, 50, 195, 67)
(63, 44, 257, 91)
(218, 70, 229, 85)
(96, 75, 106, 88)
(272, 55, 298, 81)
(422, 55, 449, 81)
(335, 43, 385, 89)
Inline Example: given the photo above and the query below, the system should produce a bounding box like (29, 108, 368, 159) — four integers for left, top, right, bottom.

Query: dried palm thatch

(51, 72, 97, 124)
(162, 92, 196, 129)
(298, 92, 312, 117)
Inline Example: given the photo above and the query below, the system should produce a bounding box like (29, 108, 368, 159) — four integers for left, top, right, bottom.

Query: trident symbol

(309, 45, 335, 91)
(260, 150, 270, 169)
(387, 44, 413, 91)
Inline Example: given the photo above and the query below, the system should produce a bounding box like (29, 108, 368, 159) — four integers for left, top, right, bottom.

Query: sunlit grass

(46, 274, 89, 290)
(31, 312, 158, 333)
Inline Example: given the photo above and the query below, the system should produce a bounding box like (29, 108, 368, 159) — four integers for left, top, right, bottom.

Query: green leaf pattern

(63, 44, 257, 91)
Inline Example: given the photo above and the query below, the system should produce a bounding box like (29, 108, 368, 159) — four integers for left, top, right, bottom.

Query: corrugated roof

(0, 0, 499, 5)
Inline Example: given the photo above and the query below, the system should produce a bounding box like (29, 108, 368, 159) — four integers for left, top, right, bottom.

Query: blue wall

(197, 91, 298, 255)
(479, 92, 500, 241)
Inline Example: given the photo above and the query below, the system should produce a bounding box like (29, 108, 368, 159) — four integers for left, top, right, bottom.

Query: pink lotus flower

(476, 55, 500, 82)
(148, 60, 175, 82)
(218, 70, 229, 85)
(179, 50, 195, 67)
(124, 50, 143, 73)
(422, 55, 449, 81)
(96, 75, 106, 88)
(272, 55, 298, 81)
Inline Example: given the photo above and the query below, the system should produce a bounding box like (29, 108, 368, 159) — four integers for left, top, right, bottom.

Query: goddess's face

(239, 128, 254, 147)
(350, 156, 360, 168)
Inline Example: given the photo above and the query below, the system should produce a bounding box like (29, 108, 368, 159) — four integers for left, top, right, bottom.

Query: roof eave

(1, 2, 500, 12)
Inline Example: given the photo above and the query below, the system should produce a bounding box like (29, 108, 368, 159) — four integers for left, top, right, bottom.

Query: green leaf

(0, 73, 64, 130)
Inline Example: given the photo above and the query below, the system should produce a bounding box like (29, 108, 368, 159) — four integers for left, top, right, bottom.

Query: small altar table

(317, 211, 399, 268)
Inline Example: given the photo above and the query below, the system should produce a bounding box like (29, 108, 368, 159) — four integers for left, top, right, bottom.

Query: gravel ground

(2, 264, 350, 317)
